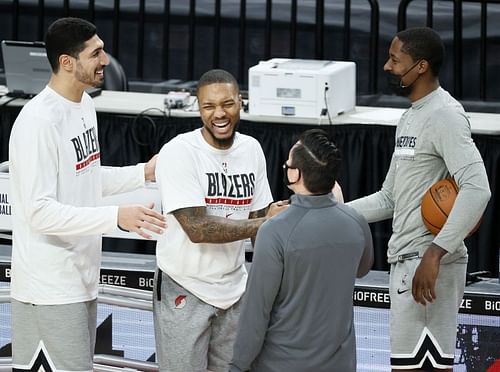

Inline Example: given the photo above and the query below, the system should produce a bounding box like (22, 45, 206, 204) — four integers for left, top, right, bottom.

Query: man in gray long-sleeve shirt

(348, 28, 491, 371)
(230, 129, 374, 372)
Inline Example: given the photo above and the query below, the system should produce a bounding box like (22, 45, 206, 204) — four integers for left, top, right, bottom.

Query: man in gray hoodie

(230, 129, 374, 372)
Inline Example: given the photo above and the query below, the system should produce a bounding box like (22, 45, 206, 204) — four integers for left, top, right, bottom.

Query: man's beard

(75, 62, 104, 88)
(203, 122, 238, 148)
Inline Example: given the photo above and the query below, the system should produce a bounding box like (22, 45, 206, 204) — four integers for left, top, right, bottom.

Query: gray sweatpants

(11, 298, 97, 371)
(389, 259, 466, 370)
(153, 269, 241, 372)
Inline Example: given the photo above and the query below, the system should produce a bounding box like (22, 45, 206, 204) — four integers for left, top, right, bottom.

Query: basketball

(421, 178, 458, 235)
(421, 178, 480, 236)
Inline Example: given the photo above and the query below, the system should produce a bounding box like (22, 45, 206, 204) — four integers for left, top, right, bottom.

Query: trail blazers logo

(174, 295, 187, 309)
(205, 172, 255, 206)
(70, 127, 101, 172)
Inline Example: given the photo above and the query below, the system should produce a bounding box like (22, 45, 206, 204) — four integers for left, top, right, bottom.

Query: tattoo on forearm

(173, 206, 265, 244)
(249, 207, 267, 219)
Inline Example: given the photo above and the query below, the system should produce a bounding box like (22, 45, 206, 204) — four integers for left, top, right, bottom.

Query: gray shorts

(153, 269, 241, 372)
(389, 259, 466, 370)
(11, 298, 97, 371)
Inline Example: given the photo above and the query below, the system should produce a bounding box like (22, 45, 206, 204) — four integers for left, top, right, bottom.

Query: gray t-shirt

(348, 87, 490, 264)
(230, 193, 373, 372)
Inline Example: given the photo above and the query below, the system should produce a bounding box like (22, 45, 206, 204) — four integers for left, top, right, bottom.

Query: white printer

(248, 58, 356, 119)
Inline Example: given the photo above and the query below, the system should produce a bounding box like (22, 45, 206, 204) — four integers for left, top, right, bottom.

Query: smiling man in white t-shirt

(154, 69, 285, 372)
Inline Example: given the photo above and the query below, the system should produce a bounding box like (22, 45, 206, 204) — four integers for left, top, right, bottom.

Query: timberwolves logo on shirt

(70, 126, 101, 173)
(394, 135, 417, 160)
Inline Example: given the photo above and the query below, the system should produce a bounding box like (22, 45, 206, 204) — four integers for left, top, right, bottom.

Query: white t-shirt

(156, 129, 273, 309)
(9, 86, 145, 305)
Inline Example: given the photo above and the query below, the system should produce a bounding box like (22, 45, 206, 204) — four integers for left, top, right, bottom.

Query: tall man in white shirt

(154, 69, 285, 371)
(9, 17, 166, 371)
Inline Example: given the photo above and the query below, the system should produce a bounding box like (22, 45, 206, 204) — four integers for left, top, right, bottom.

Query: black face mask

(283, 163, 300, 187)
(386, 59, 422, 97)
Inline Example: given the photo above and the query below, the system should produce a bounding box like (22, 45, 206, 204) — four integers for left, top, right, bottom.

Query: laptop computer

(1, 40, 51, 98)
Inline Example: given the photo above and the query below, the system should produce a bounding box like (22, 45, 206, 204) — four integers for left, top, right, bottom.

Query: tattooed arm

(248, 207, 267, 220)
(173, 202, 288, 244)
(248, 207, 268, 246)
(173, 206, 267, 244)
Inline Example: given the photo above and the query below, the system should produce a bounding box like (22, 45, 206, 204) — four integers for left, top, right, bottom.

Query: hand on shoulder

(332, 181, 344, 203)
(144, 154, 158, 182)
(266, 200, 289, 219)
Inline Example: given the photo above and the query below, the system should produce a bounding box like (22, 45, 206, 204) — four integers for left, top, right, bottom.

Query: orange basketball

(421, 178, 458, 236)
(421, 178, 480, 236)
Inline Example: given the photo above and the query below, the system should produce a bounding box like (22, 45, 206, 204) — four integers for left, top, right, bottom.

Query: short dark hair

(291, 129, 341, 194)
(396, 27, 444, 77)
(45, 17, 97, 73)
(197, 69, 239, 96)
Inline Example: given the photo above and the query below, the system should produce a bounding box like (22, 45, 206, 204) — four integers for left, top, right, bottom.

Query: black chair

(103, 53, 128, 91)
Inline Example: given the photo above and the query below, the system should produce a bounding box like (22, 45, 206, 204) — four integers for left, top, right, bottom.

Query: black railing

(398, 0, 500, 101)
(3, 0, 499, 100)
(0, 0, 380, 94)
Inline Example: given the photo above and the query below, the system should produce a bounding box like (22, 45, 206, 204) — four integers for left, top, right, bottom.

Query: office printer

(248, 58, 356, 119)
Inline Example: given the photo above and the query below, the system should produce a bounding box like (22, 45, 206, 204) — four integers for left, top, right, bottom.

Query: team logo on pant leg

(391, 327, 454, 369)
(12, 341, 57, 372)
(174, 295, 187, 309)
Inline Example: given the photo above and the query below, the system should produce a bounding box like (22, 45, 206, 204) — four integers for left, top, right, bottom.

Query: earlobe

(59, 54, 73, 72)
(291, 168, 301, 184)
(419, 60, 428, 73)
